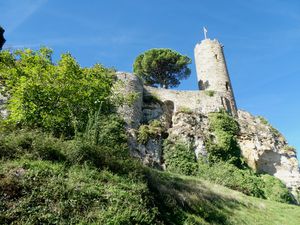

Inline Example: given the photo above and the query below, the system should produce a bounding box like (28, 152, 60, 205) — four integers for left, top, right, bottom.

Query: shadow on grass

(146, 169, 246, 225)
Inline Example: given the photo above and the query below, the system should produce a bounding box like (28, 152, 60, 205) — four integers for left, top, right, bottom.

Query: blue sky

(1, 0, 300, 155)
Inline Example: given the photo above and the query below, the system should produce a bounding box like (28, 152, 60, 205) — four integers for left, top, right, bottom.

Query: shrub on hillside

(206, 111, 243, 167)
(80, 112, 129, 157)
(0, 129, 66, 161)
(163, 139, 198, 176)
(137, 120, 165, 144)
(261, 174, 294, 203)
(197, 159, 294, 203)
(0, 114, 135, 173)
(198, 160, 264, 198)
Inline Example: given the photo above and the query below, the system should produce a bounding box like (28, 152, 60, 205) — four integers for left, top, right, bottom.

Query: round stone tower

(194, 38, 237, 116)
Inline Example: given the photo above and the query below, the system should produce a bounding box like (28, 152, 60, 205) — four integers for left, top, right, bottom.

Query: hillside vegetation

(1, 129, 300, 224)
(0, 48, 299, 224)
(1, 132, 300, 224)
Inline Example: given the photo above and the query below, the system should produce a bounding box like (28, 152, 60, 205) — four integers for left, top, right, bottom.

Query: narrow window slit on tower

(215, 54, 218, 60)
(225, 82, 229, 91)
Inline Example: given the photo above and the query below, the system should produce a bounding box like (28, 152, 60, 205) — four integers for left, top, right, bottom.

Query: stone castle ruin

(0, 31, 299, 199)
(116, 35, 300, 199)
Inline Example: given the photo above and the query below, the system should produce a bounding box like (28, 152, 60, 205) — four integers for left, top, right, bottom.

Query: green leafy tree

(133, 48, 191, 89)
(0, 48, 116, 137)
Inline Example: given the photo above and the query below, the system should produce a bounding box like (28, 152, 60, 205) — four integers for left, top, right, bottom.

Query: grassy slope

(147, 170, 300, 225)
(0, 159, 156, 225)
(1, 158, 300, 225)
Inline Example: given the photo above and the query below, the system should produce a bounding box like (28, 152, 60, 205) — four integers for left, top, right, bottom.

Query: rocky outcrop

(237, 110, 300, 195)
(167, 111, 208, 159)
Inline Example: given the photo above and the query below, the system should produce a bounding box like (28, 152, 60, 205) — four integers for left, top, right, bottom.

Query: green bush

(137, 120, 165, 144)
(208, 111, 239, 136)
(143, 93, 161, 104)
(261, 174, 294, 203)
(198, 160, 264, 198)
(80, 112, 129, 157)
(282, 145, 296, 153)
(163, 139, 198, 176)
(0, 129, 66, 162)
(206, 111, 242, 167)
(0, 48, 116, 137)
(110, 80, 140, 106)
(0, 112, 133, 173)
(197, 159, 294, 203)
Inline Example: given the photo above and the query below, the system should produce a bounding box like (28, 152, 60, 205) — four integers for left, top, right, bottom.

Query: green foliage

(197, 159, 294, 204)
(163, 139, 198, 176)
(0, 48, 115, 137)
(0, 50, 15, 72)
(0, 160, 157, 224)
(295, 191, 300, 204)
(137, 120, 164, 144)
(0, 127, 297, 224)
(133, 48, 191, 89)
(0, 112, 131, 171)
(257, 116, 268, 125)
(209, 111, 239, 136)
(67, 113, 140, 175)
(0, 129, 67, 161)
(81, 112, 128, 153)
(261, 174, 294, 203)
(204, 90, 215, 97)
(0, 117, 158, 224)
(198, 160, 264, 198)
(201, 111, 293, 204)
(206, 111, 242, 167)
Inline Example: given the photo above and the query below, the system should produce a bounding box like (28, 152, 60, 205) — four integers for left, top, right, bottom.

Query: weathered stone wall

(115, 72, 143, 129)
(144, 86, 227, 115)
(115, 72, 144, 158)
